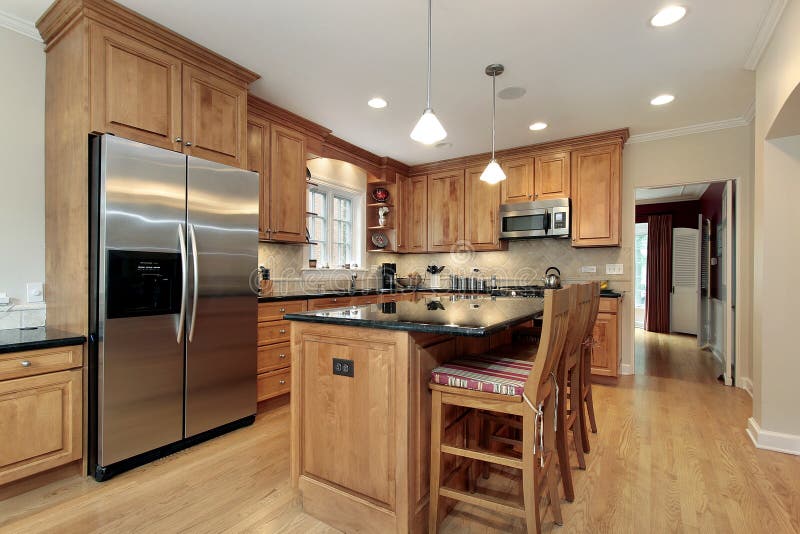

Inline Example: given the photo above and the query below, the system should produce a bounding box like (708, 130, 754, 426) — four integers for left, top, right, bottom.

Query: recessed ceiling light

(650, 94, 675, 106)
(650, 6, 687, 27)
(529, 122, 548, 131)
(367, 97, 387, 109)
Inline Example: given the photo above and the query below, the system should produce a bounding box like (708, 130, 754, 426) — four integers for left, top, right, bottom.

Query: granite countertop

(600, 290, 623, 298)
(284, 295, 544, 337)
(257, 287, 484, 303)
(0, 327, 86, 355)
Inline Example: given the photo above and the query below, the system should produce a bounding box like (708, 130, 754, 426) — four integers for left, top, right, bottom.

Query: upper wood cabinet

(571, 143, 621, 247)
(88, 21, 250, 168)
(534, 152, 570, 200)
(464, 165, 505, 251)
(500, 157, 534, 204)
(403, 176, 428, 253)
(247, 117, 270, 240)
(182, 65, 247, 168)
(269, 124, 307, 243)
(427, 170, 465, 252)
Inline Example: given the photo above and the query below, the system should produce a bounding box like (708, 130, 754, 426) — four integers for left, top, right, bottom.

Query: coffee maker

(380, 263, 397, 290)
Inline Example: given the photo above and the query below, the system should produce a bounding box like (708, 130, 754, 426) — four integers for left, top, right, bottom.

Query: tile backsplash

(0, 303, 46, 330)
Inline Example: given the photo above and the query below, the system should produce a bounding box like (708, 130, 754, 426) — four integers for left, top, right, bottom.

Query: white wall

(622, 125, 755, 381)
(0, 27, 45, 306)
(752, 0, 800, 446)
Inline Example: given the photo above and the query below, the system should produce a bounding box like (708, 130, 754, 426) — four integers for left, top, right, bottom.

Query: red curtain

(645, 214, 672, 333)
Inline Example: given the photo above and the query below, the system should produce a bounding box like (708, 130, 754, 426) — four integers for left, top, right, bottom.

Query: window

(306, 183, 362, 268)
(634, 223, 648, 309)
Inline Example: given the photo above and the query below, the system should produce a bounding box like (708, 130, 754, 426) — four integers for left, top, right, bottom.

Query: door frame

(631, 177, 741, 387)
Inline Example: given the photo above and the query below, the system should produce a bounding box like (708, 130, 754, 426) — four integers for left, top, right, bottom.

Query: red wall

(635, 200, 701, 228)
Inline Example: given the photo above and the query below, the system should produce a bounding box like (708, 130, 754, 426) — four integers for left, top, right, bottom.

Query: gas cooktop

(490, 285, 547, 298)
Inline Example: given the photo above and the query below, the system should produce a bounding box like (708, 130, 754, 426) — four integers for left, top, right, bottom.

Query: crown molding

(0, 9, 42, 42)
(627, 117, 750, 144)
(744, 0, 788, 71)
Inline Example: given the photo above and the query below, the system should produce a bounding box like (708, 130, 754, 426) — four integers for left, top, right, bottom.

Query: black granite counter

(0, 327, 86, 355)
(600, 290, 623, 298)
(257, 287, 486, 303)
(284, 295, 544, 337)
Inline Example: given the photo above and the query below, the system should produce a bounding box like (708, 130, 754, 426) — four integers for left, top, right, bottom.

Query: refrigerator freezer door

(185, 156, 258, 437)
(98, 136, 187, 466)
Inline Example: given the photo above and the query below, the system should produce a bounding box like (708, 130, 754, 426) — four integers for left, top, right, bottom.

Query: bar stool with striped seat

(428, 287, 573, 534)
(580, 283, 601, 453)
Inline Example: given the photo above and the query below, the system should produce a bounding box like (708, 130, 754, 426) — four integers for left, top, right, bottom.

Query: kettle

(542, 267, 562, 289)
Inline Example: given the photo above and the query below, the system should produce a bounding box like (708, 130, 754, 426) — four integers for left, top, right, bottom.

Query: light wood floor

(2, 333, 799, 533)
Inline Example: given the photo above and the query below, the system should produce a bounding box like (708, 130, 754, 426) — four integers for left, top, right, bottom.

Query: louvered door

(670, 227, 699, 334)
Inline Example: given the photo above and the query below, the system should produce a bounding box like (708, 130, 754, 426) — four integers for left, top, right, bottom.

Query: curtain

(645, 214, 672, 333)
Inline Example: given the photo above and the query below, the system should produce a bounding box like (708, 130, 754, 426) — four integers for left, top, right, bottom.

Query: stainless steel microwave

(499, 198, 570, 239)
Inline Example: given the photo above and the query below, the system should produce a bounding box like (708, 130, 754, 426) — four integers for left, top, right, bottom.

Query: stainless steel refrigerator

(89, 135, 258, 481)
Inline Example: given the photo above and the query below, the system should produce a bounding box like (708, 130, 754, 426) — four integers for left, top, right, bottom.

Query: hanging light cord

(426, 0, 432, 110)
(491, 71, 497, 158)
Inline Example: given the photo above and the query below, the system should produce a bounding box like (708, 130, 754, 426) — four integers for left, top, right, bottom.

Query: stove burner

(490, 285, 547, 298)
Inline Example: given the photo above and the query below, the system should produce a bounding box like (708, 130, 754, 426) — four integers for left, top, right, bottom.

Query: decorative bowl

(371, 187, 390, 203)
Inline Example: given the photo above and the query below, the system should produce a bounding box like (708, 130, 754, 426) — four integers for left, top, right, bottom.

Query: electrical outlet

(581, 266, 597, 273)
(26, 282, 44, 303)
(606, 264, 624, 275)
(333, 358, 354, 377)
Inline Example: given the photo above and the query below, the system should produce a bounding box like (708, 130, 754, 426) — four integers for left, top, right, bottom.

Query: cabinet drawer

(307, 297, 352, 310)
(599, 297, 619, 314)
(0, 345, 83, 381)
(258, 321, 291, 346)
(257, 343, 290, 374)
(0, 369, 82, 486)
(258, 300, 307, 322)
(257, 368, 290, 401)
(350, 295, 379, 306)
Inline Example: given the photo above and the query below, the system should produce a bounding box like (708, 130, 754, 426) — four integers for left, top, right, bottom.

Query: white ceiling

(635, 183, 710, 204)
(4, 0, 771, 165)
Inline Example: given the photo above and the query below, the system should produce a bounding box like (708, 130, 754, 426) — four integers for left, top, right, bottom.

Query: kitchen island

(286, 294, 544, 534)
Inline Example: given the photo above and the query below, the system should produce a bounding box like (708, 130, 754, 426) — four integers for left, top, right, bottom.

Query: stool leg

(429, 390, 444, 534)
(522, 410, 542, 534)
(479, 412, 491, 479)
(580, 346, 592, 453)
(570, 366, 586, 470)
(586, 385, 598, 434)
(556, 361, 574, 502)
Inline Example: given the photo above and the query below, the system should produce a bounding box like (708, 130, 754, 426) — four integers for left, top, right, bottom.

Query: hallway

(635, 329, 723, 384)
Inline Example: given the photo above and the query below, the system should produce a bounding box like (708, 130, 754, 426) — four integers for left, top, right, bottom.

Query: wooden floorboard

(1, 331, 798, 533)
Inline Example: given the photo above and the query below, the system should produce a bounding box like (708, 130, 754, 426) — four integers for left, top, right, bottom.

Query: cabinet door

(247, 117, 271, 240)
(269, 124, 307, 243)
(571, 144, 621, 247)
(500, 157, 534, 204)
(182, 65, 247, 168)
(464, 165, 503, 251)
(90, 24, 182, 152)
(0, 369, 82, 486)
(427, 170, 465, 252)
(534, 152, 570, 199)
(590, 312, 618, 377)
(395, 174, 408, 252)
(405, 176, 429, 252)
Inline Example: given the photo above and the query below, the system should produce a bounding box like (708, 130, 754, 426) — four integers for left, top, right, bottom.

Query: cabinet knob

(175, 137, 183, 143)
(279, 307, 286, 312)
(279, 329, 286, 334)
(279, 353, 286, 359)
(279, 379, 286, 385)
(332, 298, 337, 302)
(185, 141, 193, 147)
(20, 360, 31, 367)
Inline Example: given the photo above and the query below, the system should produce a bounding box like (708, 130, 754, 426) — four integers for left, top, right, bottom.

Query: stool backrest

(524, 286, 573, 403)
(582, 282, 601, 345)
(563, 283, 595, 362)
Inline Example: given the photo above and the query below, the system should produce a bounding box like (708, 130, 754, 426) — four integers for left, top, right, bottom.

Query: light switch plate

(581, 266, 597, 273)
(27, 282, 44, 303)
(606, 264, 624, 275)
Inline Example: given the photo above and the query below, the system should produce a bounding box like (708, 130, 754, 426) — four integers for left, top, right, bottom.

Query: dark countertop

(0, 327, 86, 355)
(258, 287, 484, 303)
(600, 290, 623, 298)
(284, 295, 544, 337)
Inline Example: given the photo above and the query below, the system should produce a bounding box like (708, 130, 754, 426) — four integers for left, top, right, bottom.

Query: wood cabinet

(500, 157, 534, 204)
(402, 176, 429, 253)
(90, 23, 248, 168)
(427, 170, 465, 252)
(247, 117, 270, 240)
(571, 144, 621, 247)
(307, 296, 352, 310)
(257, 300, 306, 401)
(0, 346, 83, 486)
(591, 297, 621, 377)
(534, 152, 570, 199)
(464, 165, 506, 251)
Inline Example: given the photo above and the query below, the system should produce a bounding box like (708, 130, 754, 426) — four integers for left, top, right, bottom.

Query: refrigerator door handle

(188, 223, 200, 342)
(177, 224, 188, 343)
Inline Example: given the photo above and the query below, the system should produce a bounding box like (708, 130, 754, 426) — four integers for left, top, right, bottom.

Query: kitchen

(1, 0, 799, 533)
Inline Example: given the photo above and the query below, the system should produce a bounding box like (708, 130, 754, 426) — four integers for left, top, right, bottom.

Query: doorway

(634, 181, 736, 384)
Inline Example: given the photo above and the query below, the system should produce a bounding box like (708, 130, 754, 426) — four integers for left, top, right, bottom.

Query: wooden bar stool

(428, 287, 573, 534)
(580, 284, 601, 453)
(554, 282, 595, 502)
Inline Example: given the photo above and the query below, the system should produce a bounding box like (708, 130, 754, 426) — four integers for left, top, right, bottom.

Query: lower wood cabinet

(257, 300, 307, 401)
(590, 297, 621, 377)
(0, 367, 82, 486)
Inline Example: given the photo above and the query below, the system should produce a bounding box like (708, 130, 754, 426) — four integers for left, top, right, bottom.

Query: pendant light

(410, 0, 447, 144)
(480, 64, 506, 184)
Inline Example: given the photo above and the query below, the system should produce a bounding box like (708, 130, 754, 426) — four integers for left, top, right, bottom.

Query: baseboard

(746, 417, 800, 456)
(739, 377, 753, 397)
(710, 347, 724, 364)
(619, 363, 634, 376)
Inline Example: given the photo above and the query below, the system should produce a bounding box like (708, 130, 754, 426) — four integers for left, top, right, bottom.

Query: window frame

(304, 179, 364, 270)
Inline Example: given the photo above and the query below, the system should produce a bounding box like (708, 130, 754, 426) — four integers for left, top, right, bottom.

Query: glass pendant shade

(410, 108, 447, 145)
(480, 159, 506, 184)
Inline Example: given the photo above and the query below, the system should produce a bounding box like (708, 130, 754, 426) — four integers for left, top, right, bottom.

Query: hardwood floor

(2, 335, 799, 533)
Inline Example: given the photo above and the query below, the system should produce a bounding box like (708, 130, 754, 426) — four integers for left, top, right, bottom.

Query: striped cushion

(430, 355, 532, 396)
